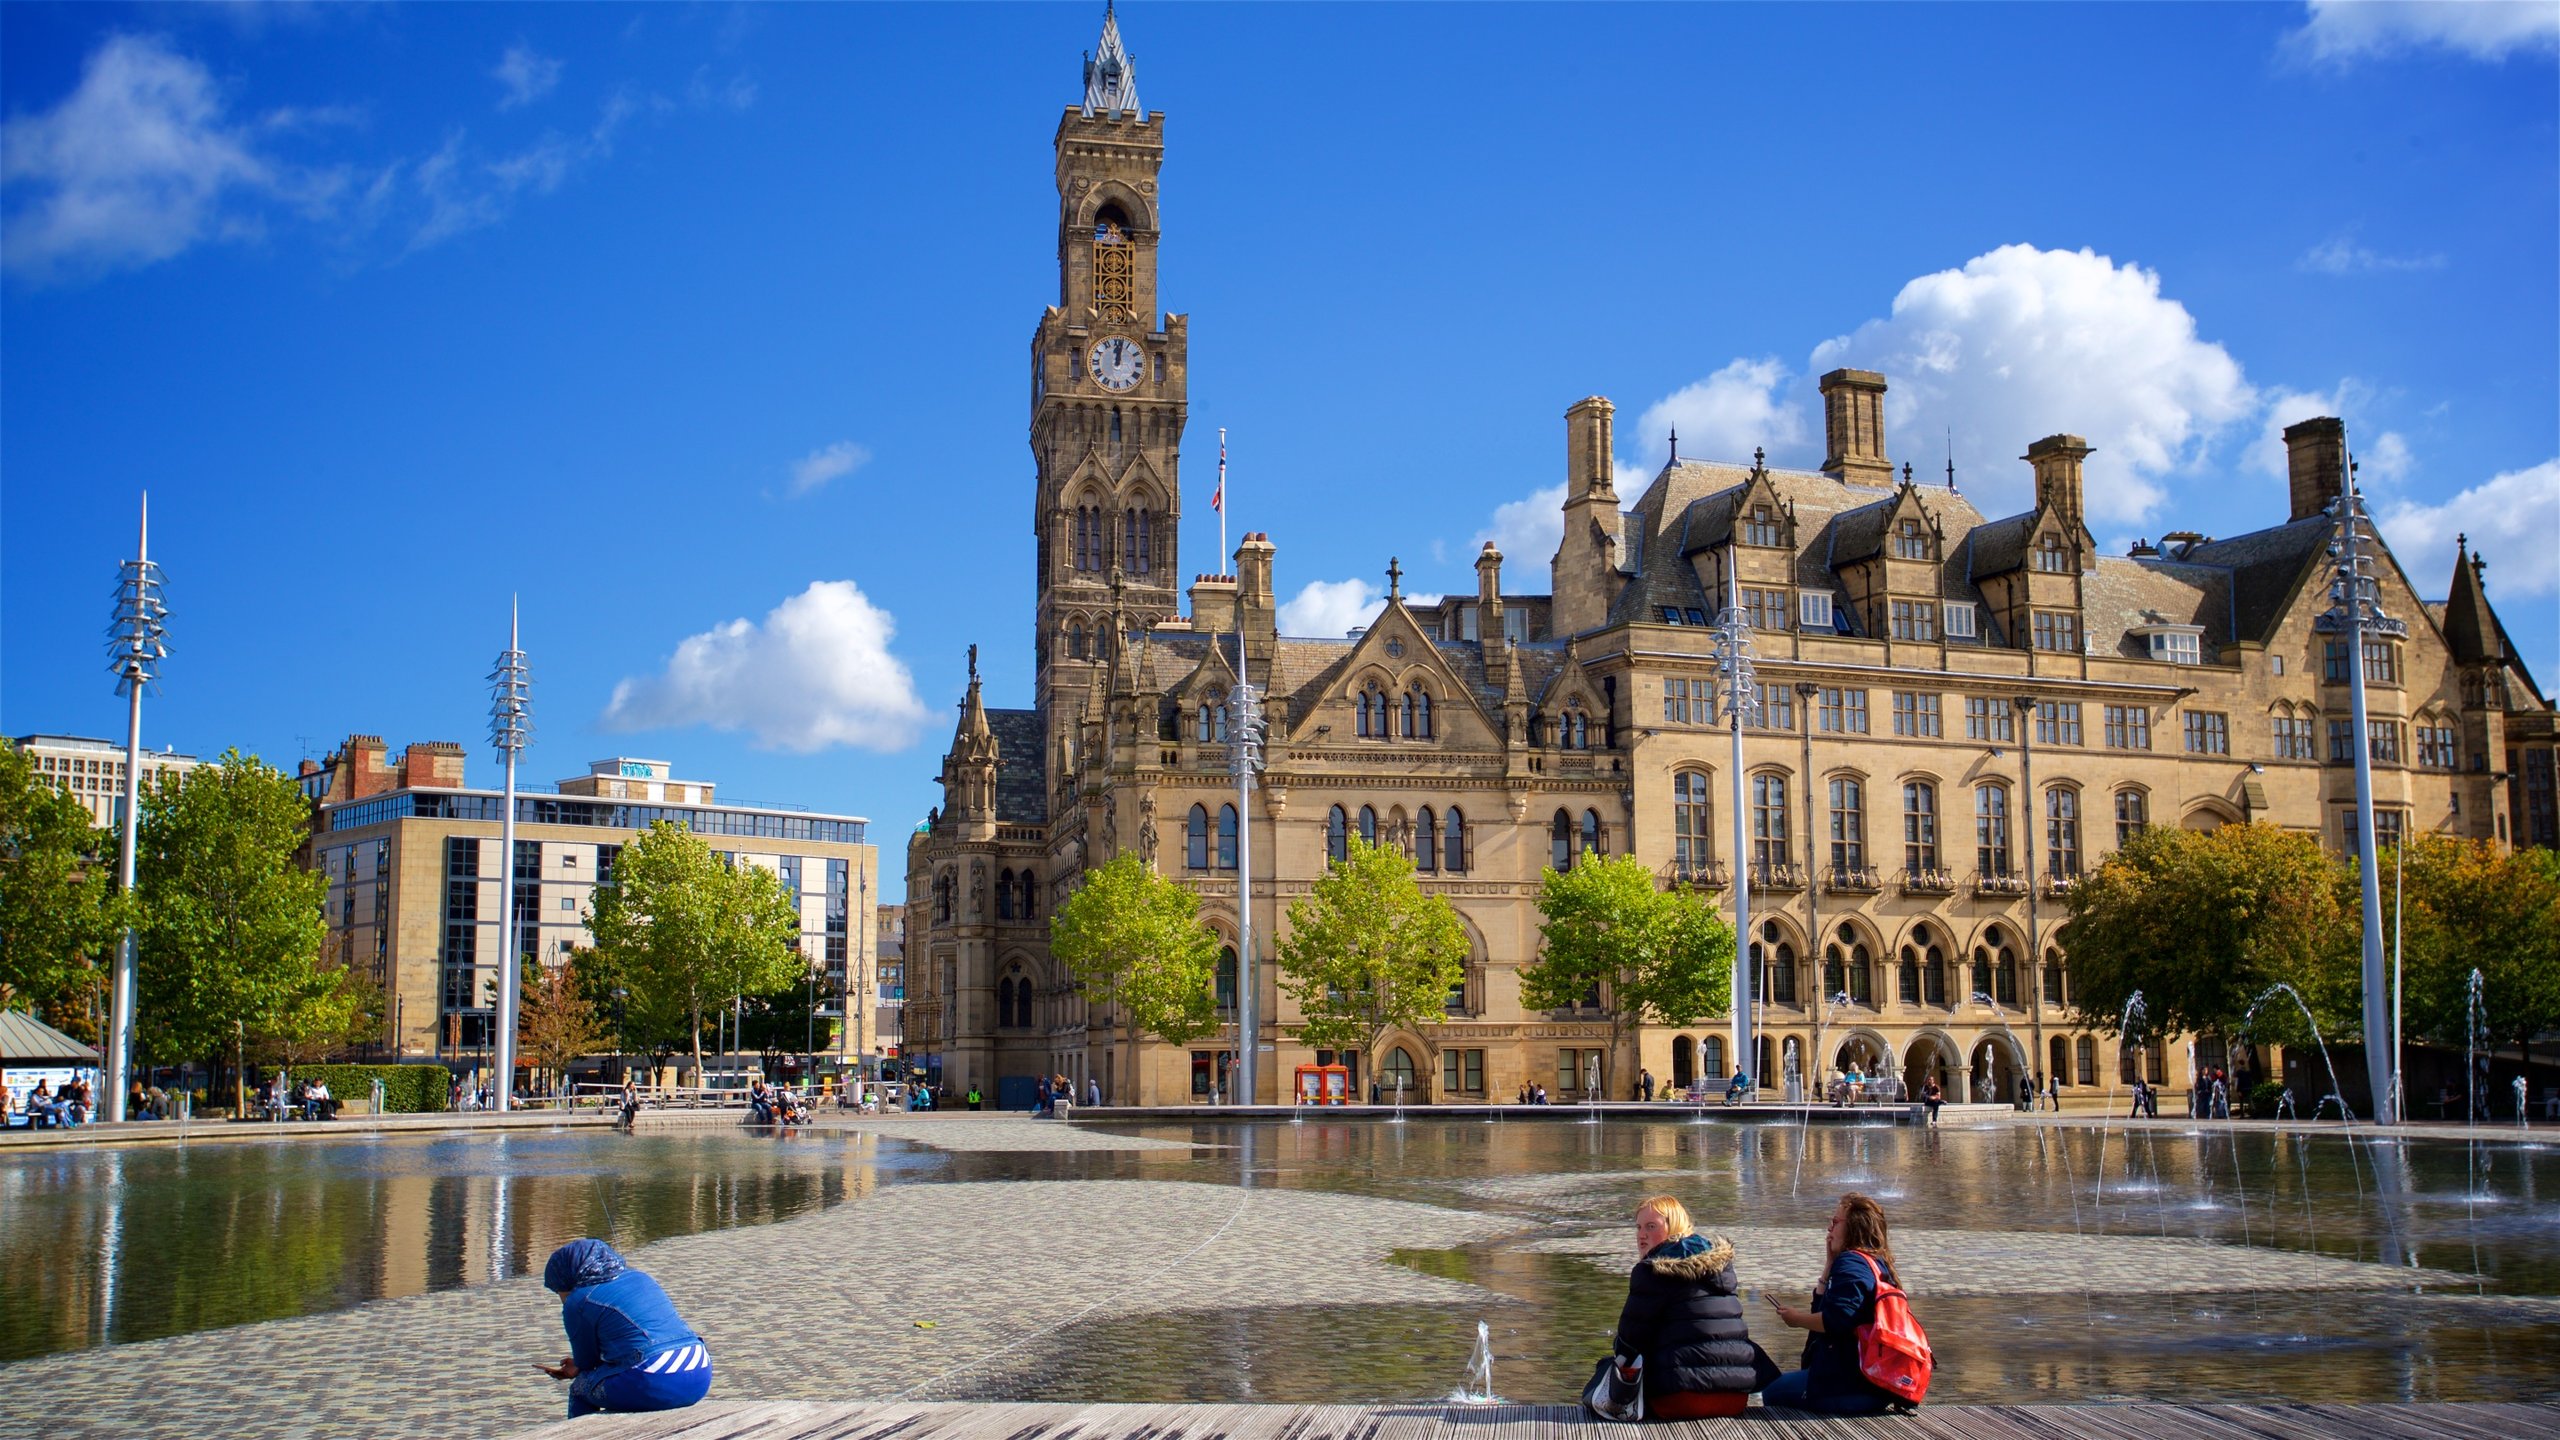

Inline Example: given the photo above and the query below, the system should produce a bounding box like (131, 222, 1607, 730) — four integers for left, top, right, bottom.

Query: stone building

(12, 733, 202, 827)
(904, 11, 2558, 1109)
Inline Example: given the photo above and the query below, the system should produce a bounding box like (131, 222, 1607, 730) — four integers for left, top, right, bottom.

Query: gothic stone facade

(905, 16, 2559, 1109)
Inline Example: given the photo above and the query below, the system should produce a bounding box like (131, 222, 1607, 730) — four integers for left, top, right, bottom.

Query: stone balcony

(1823, 864, 1883, 895)
(1897, 867, 1958, 896)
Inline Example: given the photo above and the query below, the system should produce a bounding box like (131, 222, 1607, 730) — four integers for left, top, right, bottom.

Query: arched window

(1217, 804, 1238, 870)
(2043, 949, 2066, 1007)
(1918, 923, 1947, 1007)
(1109, 408, 1122, 446)
(2075, 1034, 2097, 1086)
(1976, 784, 2012, 877)
(997, 869, 1016, 920)
(2114, 788, 2148, 846)
(1416, 808, 1439, 873)
(1413, 689, 1434, 739)
(1581, 809, 1604, 858)
(1551, 809, 1573, 872)
(1848, 934, 1873, 1007)
(1400, 690, 1417, 738)
(1985, 926, 2018, 1006)
(1566, 708, 1590, 749)
(1828, 777, 1865, 874)
(1898, 945, 1921, 1005)
(1442, 807, 1467, 873)
(1754, 920, 1798, 1005)
(1674, 770, 1713, 879)
(1380, 1046, 1418, 1098)
(2047, 787, 2081, 878)
(1903, 781, 1939, 874)
(1124, 507, 1139, 573)
(1326, 806, 1349, 864)
(1186, 805, 1209, 870)
(1068, 621, 1087, 660)
(934, 871, 954, 923)
(1215, 946, 1238, 1011)
(1751, 774, 1789, 870)
(1357, 806, 1379, 847)
(998, 975, 1018, 1028)
(1019, 871, 1037, 920)
(1702, 1035, 1727, 1081)
(1357, 682, 1389, 739)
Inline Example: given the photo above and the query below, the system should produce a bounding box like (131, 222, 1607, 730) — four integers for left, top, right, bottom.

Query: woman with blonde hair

(1599, 1194, 1779, 1418)
(1765, 1192, 1903, 1414)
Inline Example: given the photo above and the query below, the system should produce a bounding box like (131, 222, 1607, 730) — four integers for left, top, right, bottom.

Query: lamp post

(488, 601, 531, 1112)
(105, 495, 169, 1124)
(1229, 657, 1267, 1108)
(2014, 694, 2047, 1092)
(2315, 453, 2404, 1122)
(1713, 560, 1759, 1094)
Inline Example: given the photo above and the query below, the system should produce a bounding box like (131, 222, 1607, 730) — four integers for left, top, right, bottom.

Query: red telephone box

(1295, 1063, 1351, 1106)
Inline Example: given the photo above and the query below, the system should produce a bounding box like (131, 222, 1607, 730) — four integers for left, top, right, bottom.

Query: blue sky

(5, 1, 2555, 838)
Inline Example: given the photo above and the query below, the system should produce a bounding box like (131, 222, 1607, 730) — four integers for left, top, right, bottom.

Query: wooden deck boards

(511, 1400, 2560, 1440)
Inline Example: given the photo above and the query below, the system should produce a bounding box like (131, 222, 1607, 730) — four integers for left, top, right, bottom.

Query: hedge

(2246, 1080, 2289, 1119)
(283, 1064, 451, 1114)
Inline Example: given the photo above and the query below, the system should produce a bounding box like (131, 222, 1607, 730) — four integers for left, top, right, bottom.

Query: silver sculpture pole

(1713, 561, 1758, 1095)
(489, 600, 532, 1111)
(105, 495, 169, 1123)
(2317, 450, 2403, 1123)
(1230, 656, 1265, 1107)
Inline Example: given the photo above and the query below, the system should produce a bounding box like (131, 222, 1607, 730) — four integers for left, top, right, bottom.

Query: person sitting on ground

(1764, 1192, 1908, 1415)
(1921, 1076, 1943, 1126)
(536, 1239, 711, 1418)
(1606, 1195, 1780, 1418)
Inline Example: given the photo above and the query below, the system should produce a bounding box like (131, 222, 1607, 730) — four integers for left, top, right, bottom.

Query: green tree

(135, 751, 342, 1074)
(519, 955, 608, 1094)
(1276, 836, 1470, 1096)
(1048, 850, 1222, 1084)
(1521, 854, 1734, 1098)
(583, 820, 806, 1083)
(2058, 822, 2353, 1048)
(0, 745, 118, 1036)
(2384, 836, 2560, 1068)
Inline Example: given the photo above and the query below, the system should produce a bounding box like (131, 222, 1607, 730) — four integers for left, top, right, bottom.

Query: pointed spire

(1081, 3, 1141, 118)
(960, 644, 992, 738)
(2441, 537, 2506, 667)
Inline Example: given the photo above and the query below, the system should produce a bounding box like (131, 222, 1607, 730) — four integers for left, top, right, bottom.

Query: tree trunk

(689, 993, 704, 1091)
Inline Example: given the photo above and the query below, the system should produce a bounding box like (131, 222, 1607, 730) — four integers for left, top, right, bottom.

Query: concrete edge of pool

(507, 1397, 2560, 1440)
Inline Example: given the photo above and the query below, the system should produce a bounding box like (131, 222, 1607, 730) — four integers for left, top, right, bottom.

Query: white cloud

(788, 440, 871, 497)
(0, 34, 339, 282)
(601, 581, 930, 752)
(2379, 459, 2560, 598)
(2285, 0, 2560, 64)
(492, 43, 562, 111)
(403, 91, 635, 252)
(2250, 382, 2415, 486)
(1279, 578, 1383, 638)
(2298, 232, 2447, 275)
(1809, 244, 2257, 525)
(1473, 484, 1565, 570)
(1622, 357, 1812, 476)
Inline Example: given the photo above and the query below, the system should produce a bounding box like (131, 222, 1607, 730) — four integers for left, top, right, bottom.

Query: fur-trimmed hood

(1641, 1232, 1735, 1280)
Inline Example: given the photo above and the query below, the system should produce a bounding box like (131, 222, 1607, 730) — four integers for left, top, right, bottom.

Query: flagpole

(1216, 428, 1228, 564)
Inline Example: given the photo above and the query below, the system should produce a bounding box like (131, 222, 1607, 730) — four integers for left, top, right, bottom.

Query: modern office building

(902, 11, 2559, 1111)
(302, 737, 877, 1071)
(12, 733, 202, 827)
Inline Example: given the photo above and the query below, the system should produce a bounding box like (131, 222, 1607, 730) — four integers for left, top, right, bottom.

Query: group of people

(1599, 1191, 1921, 1418)
(1513, 1083, 1560, 1104)
(266, 1074, 337, 1121)
(1033, 1074, 1096, 1116)
(3, 1077, 97, 1128)
(743, 1078, 812, 1125)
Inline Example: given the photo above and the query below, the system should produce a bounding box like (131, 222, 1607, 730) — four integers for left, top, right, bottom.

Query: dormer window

(2033, 533, 2071, 573)
(1744, 506, 1782, 547)
(1893, 518, 1929, 560)
(2132, 622, 2204, 666)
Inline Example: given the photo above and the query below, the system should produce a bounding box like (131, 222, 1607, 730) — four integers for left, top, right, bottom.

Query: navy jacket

(1613, 1233, 1781, 1398)
(563, 1270, 704, 1402)
(1797, 1248, 1896, 1405)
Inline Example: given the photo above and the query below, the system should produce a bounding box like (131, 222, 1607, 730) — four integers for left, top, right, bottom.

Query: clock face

(1089, 337, 1145, 391)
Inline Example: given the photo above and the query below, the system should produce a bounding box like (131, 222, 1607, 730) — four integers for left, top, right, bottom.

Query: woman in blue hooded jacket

(536, 1239, 713, 1418)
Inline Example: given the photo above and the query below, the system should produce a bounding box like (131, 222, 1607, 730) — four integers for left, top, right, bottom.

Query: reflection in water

(4, 1117, 2556, 1404)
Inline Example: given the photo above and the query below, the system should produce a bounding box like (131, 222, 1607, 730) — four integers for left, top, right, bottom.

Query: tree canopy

(518, 953, 608, 1092)
(2057, 822, 2353, 1048)
(1048, 849, 1221, 1052)
(583, 820, 807, 1081)
(135, 751, 351, 1068)
(2382, 835, 2560, 1062)
(1522, 854, 1733, 1094)
(1276, 836, 1470, 1077)
(0, 745, 118, 1038)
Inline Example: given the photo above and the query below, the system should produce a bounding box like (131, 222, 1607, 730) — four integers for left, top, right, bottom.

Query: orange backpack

(1849, 1250, 1933, 1405)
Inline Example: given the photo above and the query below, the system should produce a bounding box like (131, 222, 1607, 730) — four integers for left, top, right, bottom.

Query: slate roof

(1963, 514, 2039, 580)
(2178, 519, 2333, 646)
(0, 1008, 100, 1064)
(986, 709, 1047, 825)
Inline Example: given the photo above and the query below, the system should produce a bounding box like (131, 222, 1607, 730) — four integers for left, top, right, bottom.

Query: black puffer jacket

(1613, 1233, 1782, 1398)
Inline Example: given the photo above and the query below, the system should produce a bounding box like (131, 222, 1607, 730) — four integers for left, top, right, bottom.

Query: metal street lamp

(1230, 649, 1267, 1108)
(2315, 454, 2405, 1122)
(104, 496, 169, 1124)
(488, 601, 532, 1112)
(1712, 554, 1760, 1096)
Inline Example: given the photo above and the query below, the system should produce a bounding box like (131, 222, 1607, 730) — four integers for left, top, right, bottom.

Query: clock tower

(1032, 5, 1187, 710)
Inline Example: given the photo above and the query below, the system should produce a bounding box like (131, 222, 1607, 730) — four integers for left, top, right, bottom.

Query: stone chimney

(1552, 398, 1620, 638)
(2025, 434, 2092, 526)
(401, 741, 468, 789)
(1188, 571, 1238, 637)
(2284, 416, 2345, 522)
(340, 735, 393, 799)
(1474, 541, 1505, 653)
(1819, 368, 1893, 487)
(1233, 532, 1278, 669)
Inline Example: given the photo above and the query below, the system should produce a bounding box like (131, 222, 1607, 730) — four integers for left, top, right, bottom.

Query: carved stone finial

(1386, 556, 1403, 602)
(968, 643, 979, 681)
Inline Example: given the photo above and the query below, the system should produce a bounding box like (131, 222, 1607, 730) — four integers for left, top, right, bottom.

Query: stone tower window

(2033, 532, 2071, 573)
(1745, 506, 1781, 547)
(1894, 518, 1929, 560)
(1093, 209, 1136, 321)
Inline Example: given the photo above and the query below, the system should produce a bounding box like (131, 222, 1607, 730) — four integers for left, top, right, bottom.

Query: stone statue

(1137, 793, 1159, 867)
(1103, 798, 1119, 855)
(968, 860, 986, 918)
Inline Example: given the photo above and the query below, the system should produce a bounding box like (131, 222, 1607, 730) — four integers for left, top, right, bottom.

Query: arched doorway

(1671, 1034, 1696, 1090)
(1971, 1033, 2026, 1107)
(1834, 1032, 1894, 1096)
(1380, 1045, 1418, 1102)
(1903, 1032, 1960, 1102)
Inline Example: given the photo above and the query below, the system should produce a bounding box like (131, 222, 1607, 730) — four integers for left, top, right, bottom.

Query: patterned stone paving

(813, 1114, 1203, 1152)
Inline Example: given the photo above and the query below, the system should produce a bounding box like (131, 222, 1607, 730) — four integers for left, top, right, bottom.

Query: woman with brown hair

(1598, 1195, 1779, 1418)
(1764, 1193, 1904, 1414)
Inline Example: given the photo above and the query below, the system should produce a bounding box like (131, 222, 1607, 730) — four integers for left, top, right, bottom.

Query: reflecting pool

(4, 1115, 2555, 1407)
